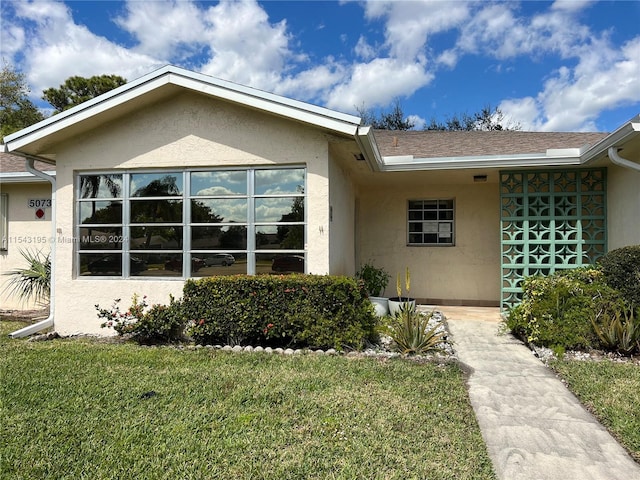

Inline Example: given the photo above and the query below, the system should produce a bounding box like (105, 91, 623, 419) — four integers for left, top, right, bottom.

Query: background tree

(426, 105, 521, 131)
(42, 74, 127, 113)
(0, 63, 44, 140)
(357, 99, 415, 130)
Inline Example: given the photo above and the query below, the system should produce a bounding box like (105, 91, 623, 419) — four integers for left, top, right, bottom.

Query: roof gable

(3, 65, 362, 157)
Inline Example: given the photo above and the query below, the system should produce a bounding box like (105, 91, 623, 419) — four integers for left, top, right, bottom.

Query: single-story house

(2, 65, 639, 337)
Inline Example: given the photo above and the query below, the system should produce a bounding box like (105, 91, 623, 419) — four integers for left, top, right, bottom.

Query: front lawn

(550, 358, 640, 461)
(0, 321, 495, 480)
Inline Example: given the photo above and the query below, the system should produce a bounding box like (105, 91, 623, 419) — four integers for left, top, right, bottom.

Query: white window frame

(407, 198, 455, 246)
(76, 167, 306, 278)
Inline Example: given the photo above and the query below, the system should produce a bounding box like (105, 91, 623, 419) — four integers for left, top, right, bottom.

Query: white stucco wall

(50, 92, 334, 335)
(328, 153, 356, 275)
(0, 182, 52, 310)
(607, 164, 640, 250)
(357, 176, 501, 304)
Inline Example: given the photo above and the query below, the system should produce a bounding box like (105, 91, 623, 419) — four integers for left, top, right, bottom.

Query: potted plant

(388, 267, 416, 316)
(356, 262, 390, 317)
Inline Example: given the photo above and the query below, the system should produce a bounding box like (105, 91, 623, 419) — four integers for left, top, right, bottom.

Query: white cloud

(115, 0, 207, 60)
(354, 36, 376, 60)
(407, 114, 426, 130)
(456, 2, 591, 59)
(4, 1, 159, 100)
(197, 0, 294, 91)
(500, 36, 640, 131)
(324, 58, 433, 112)
(364, 0, 470, 61)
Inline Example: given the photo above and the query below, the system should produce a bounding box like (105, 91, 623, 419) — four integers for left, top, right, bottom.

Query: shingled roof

(373, 130, 609, 158)
(0, 152, 55, 175)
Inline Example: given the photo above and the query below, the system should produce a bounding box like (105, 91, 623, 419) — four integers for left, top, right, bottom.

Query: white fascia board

(168, 72, 360, 135)
(355, 126, 384, 171)
(581, 115, 640, 164)
(0, 171, 56, 183)
(381, 152, 582, 171)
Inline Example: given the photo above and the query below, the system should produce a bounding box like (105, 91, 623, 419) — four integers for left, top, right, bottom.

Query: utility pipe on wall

(9, 157, 56, 338)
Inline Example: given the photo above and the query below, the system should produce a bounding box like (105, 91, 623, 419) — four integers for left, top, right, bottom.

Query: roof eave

(0, 171, 56, 183)
(582, 115, 640, 164)
(355, 126, 385, 171)
(380, 152, 583, 171)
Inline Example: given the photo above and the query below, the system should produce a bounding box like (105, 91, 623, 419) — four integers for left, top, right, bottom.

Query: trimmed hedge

(183, 274, 378, 350)
(598, 245, 640, 307)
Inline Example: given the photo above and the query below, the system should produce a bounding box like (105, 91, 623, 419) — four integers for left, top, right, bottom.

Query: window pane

(256, 225, 304, 250)
(191, 171, 246, 196)
(131, 173, 182, 197)
(130, 200, 183, 223)
(255, 169, 305, 195)
(79, 201, 122, 224)
(192, 253, 247, 277)
(131, 253, 180, 277)
(79, 175, 123, 199)
(191, 225, 247, 250)
(80, 253, 122, 276)
(255, 197, 304, 223)
(79, 227, 123, 249)
(130, 226, 183, 249)
(408, 210, 423, 221)
(191, 199, 247, 223)
(261, 253, 305, 274)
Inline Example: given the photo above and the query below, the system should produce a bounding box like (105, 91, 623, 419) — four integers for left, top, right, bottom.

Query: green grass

(0, 321, 494, 480)
(550, 358, 640, 461)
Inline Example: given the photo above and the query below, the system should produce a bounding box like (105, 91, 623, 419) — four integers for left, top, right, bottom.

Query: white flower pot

(388, 297, 416, 316)
(369, 296, 389, 317)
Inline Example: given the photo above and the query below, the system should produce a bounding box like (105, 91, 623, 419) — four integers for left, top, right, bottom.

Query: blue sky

(2, 0, 639, 132)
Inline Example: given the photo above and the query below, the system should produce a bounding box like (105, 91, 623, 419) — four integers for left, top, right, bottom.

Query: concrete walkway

(441, 307, 640, 480)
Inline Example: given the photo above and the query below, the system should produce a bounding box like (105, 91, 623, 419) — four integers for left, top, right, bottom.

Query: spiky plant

(387, 304, 449, 355)
(3, 249, 51, 306)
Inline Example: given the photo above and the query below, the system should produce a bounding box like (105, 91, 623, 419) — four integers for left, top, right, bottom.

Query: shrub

(355, 262, 390, 297)
(506, 267, 621, 350)
(183, 274, 377, 350)
(591, 301, 640, 355)
(98, 294, 186, 344)
(598, 245, 640, 307)
(386, 304, 449, 355)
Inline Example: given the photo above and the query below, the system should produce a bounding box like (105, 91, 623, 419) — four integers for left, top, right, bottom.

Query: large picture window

(77, 167, 306, 277)
(408, 199, 455, 246)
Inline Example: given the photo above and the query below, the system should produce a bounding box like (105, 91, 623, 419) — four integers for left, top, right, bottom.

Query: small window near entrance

(407, 199, 455, 246)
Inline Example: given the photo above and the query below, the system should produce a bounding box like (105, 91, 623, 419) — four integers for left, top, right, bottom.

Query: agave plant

(3, 249, 51, 306)
(387, 303, 449, 355)
(592, 301, 640, 355)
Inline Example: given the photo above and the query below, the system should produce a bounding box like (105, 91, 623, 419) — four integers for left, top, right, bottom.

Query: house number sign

(28, 198, 52, 220)
(28, 199, 52, 208)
